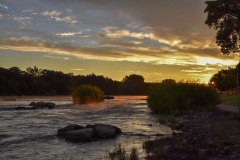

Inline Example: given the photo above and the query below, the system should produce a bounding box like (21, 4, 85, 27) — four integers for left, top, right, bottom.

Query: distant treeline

(0, 66, 159, 96)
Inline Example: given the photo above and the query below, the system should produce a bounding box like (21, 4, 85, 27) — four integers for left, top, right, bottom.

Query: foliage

(209, 66, 238, 91)
(205, 0, 240, 54)
(162, 79, 176, 84)
(106, 144, 139, 160)
(0, 66, 126, 95)
(147, 82, 220, 114)
(121, 74, 146, 95)
(72, 85, 104, 104)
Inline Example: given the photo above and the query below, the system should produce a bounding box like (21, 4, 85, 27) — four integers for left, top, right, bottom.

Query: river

(0, 96, 172, 160)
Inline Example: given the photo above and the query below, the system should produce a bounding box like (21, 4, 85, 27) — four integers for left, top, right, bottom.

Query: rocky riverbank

(143, 110, 240, 160)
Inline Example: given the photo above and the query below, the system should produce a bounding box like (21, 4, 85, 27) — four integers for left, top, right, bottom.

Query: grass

(221, 94, 240, 106)
(105, 144, 139, 160)
(147, 82, 220, 114)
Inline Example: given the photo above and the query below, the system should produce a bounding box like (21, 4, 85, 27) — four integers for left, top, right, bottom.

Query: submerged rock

(29, 102, 56, 109)
(15, 106, 28, 110)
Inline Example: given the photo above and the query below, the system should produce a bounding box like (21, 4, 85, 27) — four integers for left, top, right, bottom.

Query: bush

(72, 85, 104, 104)
(147, 82, 220, 114)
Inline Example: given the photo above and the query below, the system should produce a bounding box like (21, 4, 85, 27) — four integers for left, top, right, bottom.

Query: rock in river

(29, 102, 56, 109)
(58, 123, 122, 143)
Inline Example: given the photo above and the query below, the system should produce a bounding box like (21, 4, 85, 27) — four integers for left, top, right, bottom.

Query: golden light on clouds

(0, 0, 239, 83)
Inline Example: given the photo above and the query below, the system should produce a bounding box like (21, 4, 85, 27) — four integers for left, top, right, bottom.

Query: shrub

(72, 85, 104, 104)
(147, 82, 220, 114)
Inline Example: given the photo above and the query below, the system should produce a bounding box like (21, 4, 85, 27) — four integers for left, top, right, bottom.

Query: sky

(0, 0, 239, 83)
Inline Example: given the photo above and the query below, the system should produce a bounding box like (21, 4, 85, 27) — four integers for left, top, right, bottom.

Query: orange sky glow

(0, 0, 239, 83)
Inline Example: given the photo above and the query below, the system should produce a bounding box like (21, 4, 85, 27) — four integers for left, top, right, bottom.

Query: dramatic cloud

(0, 0, 239, 82)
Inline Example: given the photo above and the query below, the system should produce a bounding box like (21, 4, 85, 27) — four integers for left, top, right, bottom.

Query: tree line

(1, 63, 239, 96)
(0, 66, 152, 96)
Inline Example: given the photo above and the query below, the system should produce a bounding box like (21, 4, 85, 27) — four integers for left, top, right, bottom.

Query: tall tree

(205, 0, 240, 54)
(122, 74, 146, 95)
(205, 0, 240, 92)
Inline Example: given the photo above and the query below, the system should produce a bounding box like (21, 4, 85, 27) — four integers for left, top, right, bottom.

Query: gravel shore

(143, 110, 240, 160)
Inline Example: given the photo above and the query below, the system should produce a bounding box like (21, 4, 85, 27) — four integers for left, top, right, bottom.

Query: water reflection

(0, 96, 171, 160)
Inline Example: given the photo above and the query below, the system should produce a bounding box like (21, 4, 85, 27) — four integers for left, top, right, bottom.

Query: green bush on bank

(72, 85, 104, 104)
(147, 82, 220, 114)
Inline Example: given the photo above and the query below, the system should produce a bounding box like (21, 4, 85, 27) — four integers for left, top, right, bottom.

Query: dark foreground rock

(143, 110, 240, 160)
(58, 123, 122, 143)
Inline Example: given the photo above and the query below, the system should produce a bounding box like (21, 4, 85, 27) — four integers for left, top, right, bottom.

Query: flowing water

(0, 96, 172, 160)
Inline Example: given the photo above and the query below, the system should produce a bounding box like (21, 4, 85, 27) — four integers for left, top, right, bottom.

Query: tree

(209, 67, 237, 91)
(122, 74, 146, 95)
(162, 79, 176, 84)
(205, 0, 240, 94)
(205, 0, 240, 54)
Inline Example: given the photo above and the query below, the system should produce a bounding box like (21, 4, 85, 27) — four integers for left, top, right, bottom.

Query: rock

(113, 126, 122, 134)
(29, 102, 56, 109)
(64, 128, 94, 142)
(163, 145, 171, 153)
(104, 96, 114, 100)
(57, 124, 84, 137)
(46, 102, 55, 109)
(58, 124, 122, 143)
(93, 124, 120, 139)
(15, 106, 27, 110)
(198, 149, 207, 160)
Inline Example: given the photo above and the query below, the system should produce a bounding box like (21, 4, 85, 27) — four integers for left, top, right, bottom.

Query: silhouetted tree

(209, 67, 237, 91)
(122, 74, 146, 95)
(162, 79, 176, 84)
(0, 66, 151, 96)
(205, 0, 240, 92)
(205, 0, 240, 54)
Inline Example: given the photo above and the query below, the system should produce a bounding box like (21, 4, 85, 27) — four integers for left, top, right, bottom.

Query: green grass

(147, 82, 221, 114)
(221, 94, 240, 106)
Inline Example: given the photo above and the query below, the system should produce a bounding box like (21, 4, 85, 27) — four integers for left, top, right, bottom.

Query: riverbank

(143, 109, 240, 159)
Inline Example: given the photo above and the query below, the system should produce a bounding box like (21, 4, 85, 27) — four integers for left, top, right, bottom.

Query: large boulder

(64, 128, 94, 142)
(57, 124, 84, 137)
(93, 124, 121, 139)
(58, 124, 122, 143)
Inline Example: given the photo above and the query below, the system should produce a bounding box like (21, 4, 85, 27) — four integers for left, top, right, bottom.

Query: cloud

(41, 10, 79, 24)
(41, 10, 61, 17)
(0, 3, 8, 9)
(44, 54, 69, 60)
(56, 31, 82, 36)
(182, 70, 202, 73)
(71, 68, 85, 71)
(0, 36, 238, 68)
(0, 10, 31, 25)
